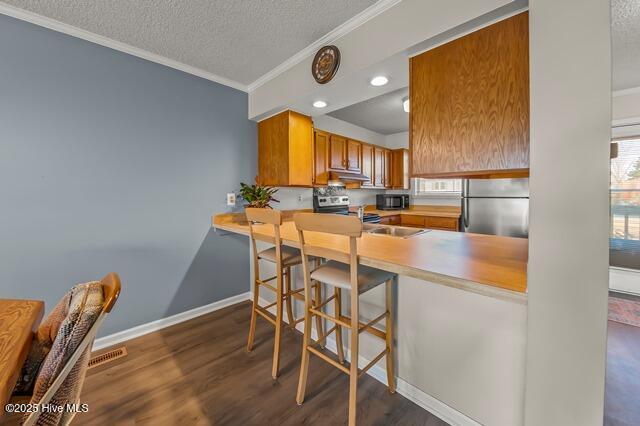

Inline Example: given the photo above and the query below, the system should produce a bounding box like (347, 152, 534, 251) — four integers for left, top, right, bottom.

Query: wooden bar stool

(245, 208, 323, 379)
(293, 212, 397, 426)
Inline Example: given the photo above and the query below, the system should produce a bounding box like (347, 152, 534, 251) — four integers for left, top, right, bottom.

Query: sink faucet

(357, 206, 364, 221)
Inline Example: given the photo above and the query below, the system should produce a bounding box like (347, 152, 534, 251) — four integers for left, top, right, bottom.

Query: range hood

(329, 171, 371, 182)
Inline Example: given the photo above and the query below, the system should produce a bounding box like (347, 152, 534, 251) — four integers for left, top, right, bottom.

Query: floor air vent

(88, 346, 128, 369)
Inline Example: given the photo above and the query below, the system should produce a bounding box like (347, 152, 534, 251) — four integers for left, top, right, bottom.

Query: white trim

(246, 0, 402, 92)
(612, 117, 640, 128)
(256, 295, 479, 426)
(613, 86, 640, 97)
(92, 292, 250, 351)
(0, 2, 248, 92)
(609, 267, 640, 296)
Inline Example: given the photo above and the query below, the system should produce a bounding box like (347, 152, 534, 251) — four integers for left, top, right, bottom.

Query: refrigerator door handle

(463, 197, 470, 228)
(462, 179, 469, 198)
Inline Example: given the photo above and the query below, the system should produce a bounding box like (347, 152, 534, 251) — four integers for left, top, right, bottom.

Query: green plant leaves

(238, 180, 279, 209)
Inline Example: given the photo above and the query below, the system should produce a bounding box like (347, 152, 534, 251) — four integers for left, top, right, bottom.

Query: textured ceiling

(2, 0, 377, 86)
(613, 0, 640, 91)
(328, 87, 408, 135)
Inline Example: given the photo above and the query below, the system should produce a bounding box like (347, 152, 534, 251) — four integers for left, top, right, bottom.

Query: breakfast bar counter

(213, 212, 527, 303)
(213, 211, 529, 425)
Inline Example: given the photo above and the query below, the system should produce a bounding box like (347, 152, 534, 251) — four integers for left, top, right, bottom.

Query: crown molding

(613, 86, 640, 97)
(0, 2, 248, 92)
(246, 0, 403, 93)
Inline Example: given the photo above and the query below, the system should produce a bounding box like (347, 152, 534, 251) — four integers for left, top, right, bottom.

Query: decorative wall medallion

(312, 45, 341, 84)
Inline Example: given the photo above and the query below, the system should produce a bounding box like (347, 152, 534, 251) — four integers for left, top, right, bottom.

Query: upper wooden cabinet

(329, 134, 347, 170)
(258, 110, 313, 187)
(384, 149, 392, 188)
(346, 139, 362, 173)
(313, 129, 330, 185)
(374, 147, 385, 187)
(410, 12, 529, 178)
(391, 149, 410, 189)
(328, 134, 362, 173)
(361, 144, 374, 187)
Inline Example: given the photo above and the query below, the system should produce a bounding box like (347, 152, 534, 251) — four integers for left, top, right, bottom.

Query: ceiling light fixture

(370, 76, 389, 86)
(402, 96, 410, 113)
(313, 100, 328, 108)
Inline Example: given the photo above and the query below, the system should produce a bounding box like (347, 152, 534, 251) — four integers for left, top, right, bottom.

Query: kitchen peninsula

(213, 211, 527, 300)
(213, 209, 529, 426)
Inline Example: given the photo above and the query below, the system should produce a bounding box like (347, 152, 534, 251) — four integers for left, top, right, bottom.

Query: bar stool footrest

(307, 346, 350, 375)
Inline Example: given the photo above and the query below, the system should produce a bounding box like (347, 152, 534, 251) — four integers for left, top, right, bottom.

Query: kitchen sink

(363, 224, 429, 238)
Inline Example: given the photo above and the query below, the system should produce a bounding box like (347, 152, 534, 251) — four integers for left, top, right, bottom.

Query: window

(413, 178, 462, 196)
(610, 135, 640, 269)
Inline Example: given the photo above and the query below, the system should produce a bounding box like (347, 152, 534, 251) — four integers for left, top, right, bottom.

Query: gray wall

(0, 14, 256, 337)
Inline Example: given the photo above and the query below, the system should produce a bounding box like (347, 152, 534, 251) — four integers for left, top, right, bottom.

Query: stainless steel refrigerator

(460, 178, 529, 238)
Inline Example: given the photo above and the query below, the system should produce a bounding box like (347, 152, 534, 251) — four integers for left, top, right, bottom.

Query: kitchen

(0, 1, 617, 426)
(213, 13, 529, 425)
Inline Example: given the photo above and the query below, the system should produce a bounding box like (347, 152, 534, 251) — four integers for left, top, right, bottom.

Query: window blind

(610, 135, 640, 269)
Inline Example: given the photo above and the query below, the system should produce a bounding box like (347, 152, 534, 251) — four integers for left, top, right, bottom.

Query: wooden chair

(245, 208, 323, 380)
(293, 213, 397, 426)
(21, 273, 121, 426)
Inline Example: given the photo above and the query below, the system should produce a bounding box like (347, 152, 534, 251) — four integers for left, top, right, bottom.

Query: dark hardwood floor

(605, 320, 640, 426)
(5, 300, 638, 425)
(78, 301, 446, 425)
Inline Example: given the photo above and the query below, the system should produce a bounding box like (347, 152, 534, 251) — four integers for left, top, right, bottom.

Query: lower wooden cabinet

(400, 214, 425, 227)
(400, 214, 459, 231)
(379, 215, 401, 225)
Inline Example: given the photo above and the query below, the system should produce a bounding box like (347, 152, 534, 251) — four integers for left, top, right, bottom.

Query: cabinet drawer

(400, 215, 425, 227)
(424, 216, 458, 231)
(379, 215, 401, 225)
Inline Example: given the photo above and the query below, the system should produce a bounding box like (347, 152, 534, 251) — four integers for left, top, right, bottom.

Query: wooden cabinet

(391, 149, 410, 189)
(361, 144, 374, 187)
(400, 214, 459, 231)
(379, 215, 401, 225)
(347, 139, 362, 172)
(410, 12, 529, 178)
(400, 214, 425, 228)
(384, 149, 392, 188)
(313, 130, 330, 185)
(328, 135, 362, 173)
(309, 127, 398, 189)
(374, 147, 384, 187)
(424, 216, 459, 231)
(258, 110, 313, 186)
(329, 134, 347, 170)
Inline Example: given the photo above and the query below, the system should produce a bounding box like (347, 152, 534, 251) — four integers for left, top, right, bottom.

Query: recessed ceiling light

(402, 96, 410, 113)
(370, 76, 389, 86)
(313, 100, 327, 108)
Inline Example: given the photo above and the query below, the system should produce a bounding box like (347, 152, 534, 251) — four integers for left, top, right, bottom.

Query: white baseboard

(255, 295, 479, 426)
(610, 267, 640, 295)
(93, 292, 250, 351)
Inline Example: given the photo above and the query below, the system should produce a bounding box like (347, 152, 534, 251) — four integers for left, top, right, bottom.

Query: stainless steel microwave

(376, 194, 410, 210)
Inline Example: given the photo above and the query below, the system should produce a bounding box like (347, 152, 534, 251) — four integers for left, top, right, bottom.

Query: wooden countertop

(364, 205, 461, 218)
(213, 212, 527, 303)
(0, 299, 44, 409)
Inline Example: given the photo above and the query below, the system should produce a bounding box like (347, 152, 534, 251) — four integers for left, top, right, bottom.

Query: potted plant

(238, 178, 279, 209)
